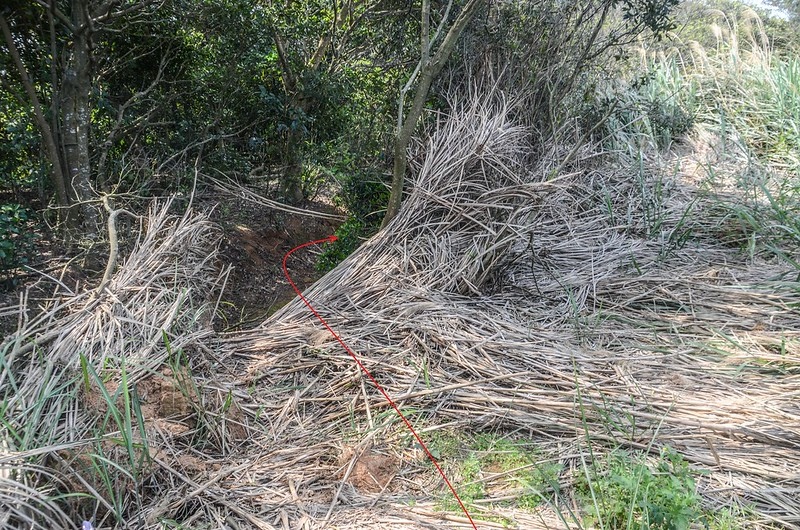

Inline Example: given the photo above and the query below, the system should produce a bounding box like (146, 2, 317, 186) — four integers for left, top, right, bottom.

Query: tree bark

(62, 0, 99, 236)
(381, 0, 484, 228)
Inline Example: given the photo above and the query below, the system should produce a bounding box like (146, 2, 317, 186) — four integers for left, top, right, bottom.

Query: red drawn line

(283, 236, 478, 529)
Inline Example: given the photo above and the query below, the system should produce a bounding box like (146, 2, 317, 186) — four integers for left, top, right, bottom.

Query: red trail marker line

(283, 236, 478, 529)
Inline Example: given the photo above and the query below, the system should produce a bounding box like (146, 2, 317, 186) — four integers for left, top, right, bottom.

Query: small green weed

(427, 429, 462, 461)
(576, 446, 703, 530)
(471, 434, 562, 509)
(79, 352, 150, 522)
(316, 218, 373, 272)
(455, 455, 485, 505)
(316, 169, 387, 272)
(433, 432, 562, 518)
(704, 505, 747, 530)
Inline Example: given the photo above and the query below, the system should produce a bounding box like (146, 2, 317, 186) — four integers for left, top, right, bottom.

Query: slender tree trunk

(381, 0, 484, 228)
(281, 130, 306, 203)
(271, 2, 377, 203)
(0, 13, 70, 208)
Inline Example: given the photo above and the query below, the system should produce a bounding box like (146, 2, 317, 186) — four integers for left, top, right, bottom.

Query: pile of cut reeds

(0, 200, 232, 529)
(221, 93, 800, 529)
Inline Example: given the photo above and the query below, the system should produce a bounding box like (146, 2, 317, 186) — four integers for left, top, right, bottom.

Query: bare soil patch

(206, 193, 341, 331)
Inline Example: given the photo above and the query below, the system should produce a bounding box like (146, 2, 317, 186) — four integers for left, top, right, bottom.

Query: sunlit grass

(596, 7, 800, 263)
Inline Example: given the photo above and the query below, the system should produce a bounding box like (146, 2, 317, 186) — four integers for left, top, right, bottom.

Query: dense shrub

(0, 203, 36, 285)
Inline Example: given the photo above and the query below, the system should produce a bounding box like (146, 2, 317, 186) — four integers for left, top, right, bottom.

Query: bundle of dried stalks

(0, 199, 227, 529)
(222, 92, 799, 529)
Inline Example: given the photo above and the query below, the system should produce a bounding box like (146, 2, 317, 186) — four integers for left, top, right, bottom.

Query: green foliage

(583, 59, 697, 152)
(79, 352, 150, 483)
(638, 60, 698, 145)
(577, 447, 704, 530)
(316, 169, 389, 272)
(0, 203, 36, 281)
(632, 8, 800, 262)
(0, 94, 43, 193)
(620, 0, 681, 38)
(433, 432, 562, 518)
(769, 0, 800, 18)
(316, 218, 371, 273)
(451, 0, 683, 146)
(0, 342, 84, 528)
(1, 0, 405, 208)
(457, 455, 486, 502)
(470, 434, 562, 510)
(578, 5, 800, 267)
(705, 505, 749, 530)
(427, 429, 463, 461)
(654, 8, 800, 164)
(706, 165, 800, 265)
(336, 169, 389, 223)
(3, 0, 686, 236)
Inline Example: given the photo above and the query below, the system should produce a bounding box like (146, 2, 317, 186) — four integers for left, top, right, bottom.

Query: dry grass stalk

(205, 173, 346, 221)
(4, 90, 797, 528)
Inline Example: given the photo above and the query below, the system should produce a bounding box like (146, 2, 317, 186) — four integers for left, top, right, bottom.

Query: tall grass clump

(577, 447, 705, 530)
(586, 55, 697, 154)
(692, 8, 800, 168)
(689, 8, 800, 259)
(594, 5, 800, 262)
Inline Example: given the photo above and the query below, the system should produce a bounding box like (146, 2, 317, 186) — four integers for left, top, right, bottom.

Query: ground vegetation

(1, 0, 798, 528)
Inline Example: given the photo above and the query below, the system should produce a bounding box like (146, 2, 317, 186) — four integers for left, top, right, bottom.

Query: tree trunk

(0, 13, 70, 209)
(62, 0, 99, 236)
(281, 135, 306, 203)
(271, 1, 376, 204)
(381, 0, 484, 228)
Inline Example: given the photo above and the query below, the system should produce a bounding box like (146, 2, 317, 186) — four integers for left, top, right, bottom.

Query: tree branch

(31, 0, 76, 32)
(90, 0, 161, 28)
(96, 196, 138, 293)
(48, 0, 61, 161)
(382, 0, 485, 227)
(421, 0, 430, 65)
(96, 49, 170, 179)
(428, 0, 454, 52)
(153, 120, 264, 175)
(0, 74, 28, 106)
(272, 30, 297, 94)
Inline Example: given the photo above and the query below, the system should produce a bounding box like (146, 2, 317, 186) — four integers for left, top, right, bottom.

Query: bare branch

(383, 0, 485, 227)
(153, 120, 265, 175)
(97, 195, 137, 293)
(89, 0, 162, 29)
(96, 48, 171, 178)
(272, 30, 297, 94)
(428, 0, 454, 51)
(421, 0, 430, 65)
